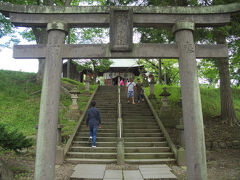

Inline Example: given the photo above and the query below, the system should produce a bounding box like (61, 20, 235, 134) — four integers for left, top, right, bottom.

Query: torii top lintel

(1, 2, 240, 28)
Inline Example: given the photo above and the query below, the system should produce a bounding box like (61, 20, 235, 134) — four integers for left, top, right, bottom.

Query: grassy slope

(145, 84, 240, 143)
(0, 70, 96, 139)
(145, 84, 240, 120)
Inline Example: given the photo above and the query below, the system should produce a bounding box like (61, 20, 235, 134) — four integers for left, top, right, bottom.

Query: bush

(0, 123, 33, 152)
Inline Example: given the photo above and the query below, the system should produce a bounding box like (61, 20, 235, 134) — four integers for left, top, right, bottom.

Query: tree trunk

(158, 59, 162, 84)
(215, 30, 239, 126)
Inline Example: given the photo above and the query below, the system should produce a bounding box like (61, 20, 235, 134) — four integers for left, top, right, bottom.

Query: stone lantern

(68, 87, 81, 121)
(159, 87, 172, 127)
(159, 87, 171, 107)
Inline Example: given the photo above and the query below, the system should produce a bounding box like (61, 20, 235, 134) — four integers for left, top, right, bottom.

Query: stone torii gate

(1, 2, 240, 180)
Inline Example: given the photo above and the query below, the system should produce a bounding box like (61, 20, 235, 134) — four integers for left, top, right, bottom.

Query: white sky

(0, 27, 141, 73)
(0, 27, 38, 73)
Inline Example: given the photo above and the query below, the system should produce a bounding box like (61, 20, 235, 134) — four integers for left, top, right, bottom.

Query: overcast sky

(0, 27, 38, 73)
(0, 26, 142, 73)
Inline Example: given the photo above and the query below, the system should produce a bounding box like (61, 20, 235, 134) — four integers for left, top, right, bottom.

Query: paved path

(70, 164, 177, 180)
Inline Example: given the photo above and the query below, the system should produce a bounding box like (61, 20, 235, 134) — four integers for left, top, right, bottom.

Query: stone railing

(117, 83, 124, 165)
(206, 140, 240, 150)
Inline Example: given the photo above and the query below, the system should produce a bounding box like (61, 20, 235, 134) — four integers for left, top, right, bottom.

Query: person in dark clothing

(136, 78, 144, 103)
(86, 101, 101, 147)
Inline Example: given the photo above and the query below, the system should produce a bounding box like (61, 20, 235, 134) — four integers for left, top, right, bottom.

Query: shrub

(0, 123, 33, 152)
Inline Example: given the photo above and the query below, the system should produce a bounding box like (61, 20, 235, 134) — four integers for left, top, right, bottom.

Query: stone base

(56, 146, 64, 165)
(69, 104, 79, 110)
(0, 159, 14, 180)
(159, 106, 177, 127)
(177, 148, 186, 166)
(67, 109, 80, 121)
(117, 138, 125, 165)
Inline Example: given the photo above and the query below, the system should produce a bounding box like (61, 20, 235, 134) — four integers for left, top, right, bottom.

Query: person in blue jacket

(86, 101, 101, 147)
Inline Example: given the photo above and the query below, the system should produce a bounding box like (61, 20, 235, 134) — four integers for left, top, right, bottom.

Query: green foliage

(0, 70, 41, 136)
(19, 28, 36, 42)
(73, 59, 113, 74)
(197, 60, 219, 86)
(0, 123, 33, 152)
(0, 70, 97, 147)
(144, 84, 240, 119)
(138, 59, 179, 85)
(0, 13, 20, 47)
(62, 77, 82, 86)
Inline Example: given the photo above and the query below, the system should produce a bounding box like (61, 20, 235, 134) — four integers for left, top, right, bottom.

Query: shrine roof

(110, 59, 140, 68)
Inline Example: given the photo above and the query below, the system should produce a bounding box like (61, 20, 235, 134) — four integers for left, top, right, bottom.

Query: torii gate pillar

(173, 21, 207, 180)
(34, 23, 68, 180)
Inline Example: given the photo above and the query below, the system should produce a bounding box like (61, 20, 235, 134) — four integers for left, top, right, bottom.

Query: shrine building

(62, 59, 143, 86)
(103, 59, 143, 86)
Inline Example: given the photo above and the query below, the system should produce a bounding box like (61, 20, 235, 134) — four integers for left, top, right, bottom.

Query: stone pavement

(70, 164, 177, 180)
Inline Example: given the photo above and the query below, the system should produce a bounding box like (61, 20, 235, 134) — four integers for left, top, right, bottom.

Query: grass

(0, 70, 96, 140)
(144, 84, 240, 120)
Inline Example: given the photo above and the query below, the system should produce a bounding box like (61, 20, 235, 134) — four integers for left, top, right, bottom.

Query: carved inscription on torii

(110, 9, 133, 52)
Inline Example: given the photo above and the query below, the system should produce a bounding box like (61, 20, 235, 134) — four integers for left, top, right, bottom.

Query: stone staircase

(121, 87, 176, 164)
(65, 86, 118, 164)
(66, 86, 175, 164)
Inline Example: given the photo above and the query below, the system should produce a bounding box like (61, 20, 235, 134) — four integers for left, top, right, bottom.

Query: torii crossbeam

(1, 2, 240, 180)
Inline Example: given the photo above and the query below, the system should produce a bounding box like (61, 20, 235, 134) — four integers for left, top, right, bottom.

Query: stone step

(122, 117, 155, 120)
(124, 129, 161, 133)
(122, 110, 152, 113)
(122, 112, 152, 114)
(123, 120, 158, 126)
(122, 115, 154, 118)
(70, 146, 117, 153)
(81, 125, 116, 129)
(67, 152, 117, 159)
(125, 152, 174, 159)
(121, 104, 149, 107)
(125, 147, 170, 153)
(66, 158, 117, 164)
(124, 142, 168, 147)
(125, 159, 176, 164)
(99, 115, 117, 118)
(123, 133, 163, 137)
(97, 108, 117, 111)
(124, 137, 165, 142)
(100, 112, 118, 116)
(78, 127, 117, 132)
(77, 132, 117, 137)
(72, 141, 117, 147)
(79, 129, 116, 133)
(74, 137, 117, 142)
(123, 125, 160, 129)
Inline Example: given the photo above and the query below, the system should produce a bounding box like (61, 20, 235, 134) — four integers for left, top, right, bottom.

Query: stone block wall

(205, 140, 240, 150)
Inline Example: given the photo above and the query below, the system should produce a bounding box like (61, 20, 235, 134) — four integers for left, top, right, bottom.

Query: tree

(137, 59, 179, 85)
(197, 0, 240, 126)
(0, 13, 20, 47)
(74, 59, 113, 80)
(215, 30, 239, 126)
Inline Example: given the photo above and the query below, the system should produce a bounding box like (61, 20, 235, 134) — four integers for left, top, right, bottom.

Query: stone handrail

(144, 93, 177, 159)
(64, 86, 99, 157)
(1, 2, 240, 15)
(117, 85, 124, 165)
(117, 86, 123, 138)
